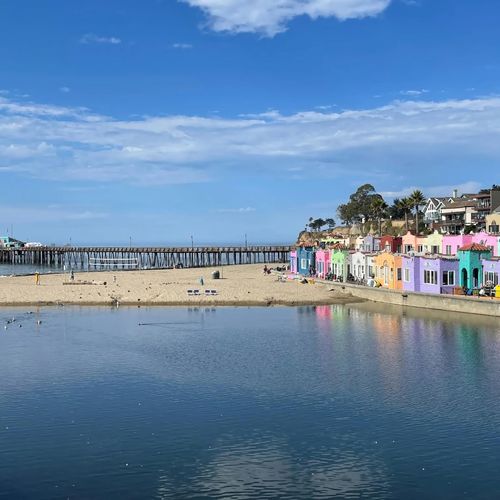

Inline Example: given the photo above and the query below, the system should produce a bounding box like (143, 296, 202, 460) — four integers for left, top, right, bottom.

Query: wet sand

(0, 264, 361, 307)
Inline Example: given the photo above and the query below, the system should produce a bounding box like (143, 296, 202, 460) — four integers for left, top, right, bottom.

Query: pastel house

(362, 235, 381, 252)
(315, 249, 330, 279)
(402, 232, 418, 253)
(290, 250, 298, 274)
(403, 256, 459, 294)
(442, 234, 473, 256)
(380, 235, 402, 253)
(374, 252, 403, 290)
(330, 246, 349, 281)
(402, 256, 420, 292)
(482, 258, 500, 287)
(458, 243, 492, 289)
(471, 231, 499, 257)
(297, 247, 315, 275)
(351, 251, 370, 280)
(422, 230, 443, 254)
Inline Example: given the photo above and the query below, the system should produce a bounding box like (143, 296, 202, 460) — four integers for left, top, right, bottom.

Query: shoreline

(0, 264, 362, 308)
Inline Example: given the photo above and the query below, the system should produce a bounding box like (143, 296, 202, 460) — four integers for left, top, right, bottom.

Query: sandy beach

(0, 264, 361, 307)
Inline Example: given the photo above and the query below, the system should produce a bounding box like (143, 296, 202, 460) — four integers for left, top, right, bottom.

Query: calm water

(1, 305, 500, 499)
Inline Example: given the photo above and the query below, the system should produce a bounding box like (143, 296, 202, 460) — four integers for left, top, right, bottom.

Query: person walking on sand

(35, 272, 40, 286)
(70, 270, 75, 281)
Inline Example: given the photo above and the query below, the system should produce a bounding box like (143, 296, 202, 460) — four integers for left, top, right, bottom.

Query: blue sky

(1, 0, 499, 245)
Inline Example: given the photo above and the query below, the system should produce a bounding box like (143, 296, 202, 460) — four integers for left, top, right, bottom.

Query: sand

(0, 264, 361, 307)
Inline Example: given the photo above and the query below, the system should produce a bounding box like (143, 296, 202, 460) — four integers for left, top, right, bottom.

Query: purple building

(482, 258, 500, 287)
(402, 255, 459, 294)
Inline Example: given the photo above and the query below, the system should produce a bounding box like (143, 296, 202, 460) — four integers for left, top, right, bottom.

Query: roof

(442, 199, 477, 209)
(458, 243, 491, 252)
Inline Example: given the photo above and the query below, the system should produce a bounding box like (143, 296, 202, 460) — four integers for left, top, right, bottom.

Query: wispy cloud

(380, 182, 483, 200)
(59, 86, 70, 93)
(181, 0, 392, 37)
(172, 43, 193, 49)
(216, 207, 256, 213)
(80, 33, 122, 45)
(2, 93, 500, 188)
(400, 89, 429, 96)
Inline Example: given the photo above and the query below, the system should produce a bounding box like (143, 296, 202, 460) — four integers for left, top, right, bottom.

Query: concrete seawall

(324, 282, 500, 317)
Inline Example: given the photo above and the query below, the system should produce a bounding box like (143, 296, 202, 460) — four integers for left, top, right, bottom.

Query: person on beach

(199, 276, 204, 286)
(70, 270, 75, 281)
(35, 272, 40, 286)
(263, 265, 268, 274)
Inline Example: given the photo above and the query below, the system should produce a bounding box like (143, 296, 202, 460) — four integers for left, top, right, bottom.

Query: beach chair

(187, 289, 194, 296)
(205, 289, 218, 296)
(193, 289, 200, 295)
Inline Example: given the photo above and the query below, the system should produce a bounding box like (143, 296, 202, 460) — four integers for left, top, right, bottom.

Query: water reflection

(1, 306, 500, 498)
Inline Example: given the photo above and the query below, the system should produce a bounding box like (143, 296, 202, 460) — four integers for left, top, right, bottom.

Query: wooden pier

(0, 245, 291, 270)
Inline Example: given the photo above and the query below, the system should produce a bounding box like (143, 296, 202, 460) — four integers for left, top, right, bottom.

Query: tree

(325, 218, 336, 230)
(409, 190, 426, 235)
(370, 197, 388, 235)
(398, 197, 413, 232)
(337, 184, 384, 225)
(307, 218, 326, 233)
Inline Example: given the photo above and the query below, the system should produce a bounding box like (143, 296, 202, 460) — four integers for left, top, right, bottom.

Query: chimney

(452, 189, 458, 199)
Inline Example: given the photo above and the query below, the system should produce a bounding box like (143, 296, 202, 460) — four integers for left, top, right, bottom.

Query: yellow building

(374, 252, 403, 290)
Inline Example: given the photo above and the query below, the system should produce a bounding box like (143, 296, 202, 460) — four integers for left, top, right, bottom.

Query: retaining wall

(325, 282, 500, 317)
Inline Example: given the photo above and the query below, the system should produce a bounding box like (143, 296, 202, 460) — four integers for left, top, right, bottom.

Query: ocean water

(1, 304, 500, 499)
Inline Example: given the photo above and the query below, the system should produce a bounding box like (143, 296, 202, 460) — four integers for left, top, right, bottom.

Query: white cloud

(172, 43, 193, 49)
(216, 207, 256, 213)
(380, 182, 483, 200)
(80, 33, 122, 45)
(59, 86, 71, 93)
(400, 89, 429, 96)
(181, 0, 392, 36)
(2, 93, 500, 187)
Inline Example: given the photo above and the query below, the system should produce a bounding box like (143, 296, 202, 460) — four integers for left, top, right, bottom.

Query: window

(404, 268, 410, 282)
(484, 272, 499, 286)
(432, 246, 440, 254)
(318, 262, 324, 274)
(417, 245, 423, 253)
(424, 270, 438, 285)
(446, 245, 452, 255)
(442, 271, 455, 286)
(368, 266, 373, 277)
(397, 268, 402, 281)
(301, 258, 307, 269)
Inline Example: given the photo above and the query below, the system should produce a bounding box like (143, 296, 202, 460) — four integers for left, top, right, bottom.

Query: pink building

(315, 249, 331, 279)
(401, 232, 429, 254)
(471, 231, 499, 257)
(441, 234, 474, 256)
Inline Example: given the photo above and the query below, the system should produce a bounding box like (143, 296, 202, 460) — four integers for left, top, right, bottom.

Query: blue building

(297, 246, 315, 275)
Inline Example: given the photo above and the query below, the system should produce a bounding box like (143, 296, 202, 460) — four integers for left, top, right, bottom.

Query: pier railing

(0, 246, 291, 270)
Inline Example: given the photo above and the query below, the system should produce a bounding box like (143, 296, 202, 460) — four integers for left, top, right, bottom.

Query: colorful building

(380, 235, 402, 253)
(402, 255, 459, 294)
(402, 232, 419, 253)
(330, 246, 349, 281)
(442, 234, 474, 256)
(297, 247, 315, 275)
(482, 258, 500, 287)
(374, 252, 403, 290)
(458, 243, 492, 289)
(289, 250, 297, 274)
(315, 249, 330, 279)
(471, 231, 499, 257)
(421, 230, 443, 254)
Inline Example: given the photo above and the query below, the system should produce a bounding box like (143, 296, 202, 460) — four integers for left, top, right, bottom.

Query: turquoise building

(458, 243, 492, 289)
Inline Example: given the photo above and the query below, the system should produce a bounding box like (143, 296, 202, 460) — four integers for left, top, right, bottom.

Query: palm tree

(370, 198, 388, 235)
(398, 197, 413, 232)
(409, 190, 426, 235)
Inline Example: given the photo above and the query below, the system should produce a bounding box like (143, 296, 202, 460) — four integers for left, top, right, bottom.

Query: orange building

(374, 252, 403, 290)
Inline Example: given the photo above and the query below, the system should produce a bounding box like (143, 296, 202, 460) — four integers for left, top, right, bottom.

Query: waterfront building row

(291, 243, 500, 296)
